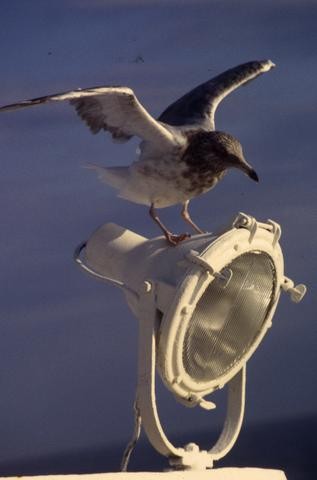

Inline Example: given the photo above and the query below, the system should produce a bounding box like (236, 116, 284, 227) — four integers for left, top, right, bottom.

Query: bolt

(185, 443, 199, 453)
(143, 281, 152, 293)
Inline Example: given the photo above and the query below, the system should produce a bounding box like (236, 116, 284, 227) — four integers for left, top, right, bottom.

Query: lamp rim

(157, 223, 284, 401)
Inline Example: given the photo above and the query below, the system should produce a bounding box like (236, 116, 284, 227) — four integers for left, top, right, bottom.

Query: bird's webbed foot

(149, 204, 191, 246)
(165, 232, 191, 246)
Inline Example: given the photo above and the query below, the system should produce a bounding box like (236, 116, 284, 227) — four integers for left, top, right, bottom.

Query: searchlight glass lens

(182, 251, 276, 383)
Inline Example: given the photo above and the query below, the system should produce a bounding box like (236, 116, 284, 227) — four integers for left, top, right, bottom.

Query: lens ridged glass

(182, 251, 276, 383)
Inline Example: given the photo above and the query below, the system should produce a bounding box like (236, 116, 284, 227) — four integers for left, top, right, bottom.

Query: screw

(143, 281, 152, 293)
(185, 443, 199, 453)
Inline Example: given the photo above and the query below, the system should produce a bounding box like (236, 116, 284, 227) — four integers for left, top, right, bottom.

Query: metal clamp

(267, 219, 282, 247)
(232, 212, 257, 243)
(233, 212, 282, 247)
(176, 394, 216, 411)
(185, 250, 232, 288)
(281, 276, 307, 303)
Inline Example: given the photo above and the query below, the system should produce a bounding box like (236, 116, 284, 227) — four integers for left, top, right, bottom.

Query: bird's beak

(247, 167, 259, 182)
(239, 160, 259, 182)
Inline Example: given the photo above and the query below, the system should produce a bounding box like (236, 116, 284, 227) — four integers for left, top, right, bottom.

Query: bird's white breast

(116, 140, 194, 207)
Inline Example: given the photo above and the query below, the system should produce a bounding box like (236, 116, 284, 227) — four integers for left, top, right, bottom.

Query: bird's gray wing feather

(158, 60, 275, 130)
(0, 86, 176, 149)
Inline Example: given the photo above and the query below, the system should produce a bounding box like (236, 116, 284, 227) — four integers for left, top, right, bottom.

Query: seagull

(0, 60, 275, 245)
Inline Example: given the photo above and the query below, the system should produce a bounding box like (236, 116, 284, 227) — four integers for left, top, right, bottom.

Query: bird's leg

(181, 200, 205, 234)
(149, 204, 190, 246)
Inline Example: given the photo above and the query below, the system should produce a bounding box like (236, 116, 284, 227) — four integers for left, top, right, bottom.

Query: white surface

(0, 469, 287, 479)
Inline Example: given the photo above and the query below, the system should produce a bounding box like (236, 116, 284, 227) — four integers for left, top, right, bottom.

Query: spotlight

(75, 212, 306, 472)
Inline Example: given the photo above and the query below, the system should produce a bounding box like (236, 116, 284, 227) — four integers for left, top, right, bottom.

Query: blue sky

(0, 0, 316, 473)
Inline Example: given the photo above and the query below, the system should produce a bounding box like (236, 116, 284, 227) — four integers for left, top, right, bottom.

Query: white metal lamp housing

(75, 212, 306, 469)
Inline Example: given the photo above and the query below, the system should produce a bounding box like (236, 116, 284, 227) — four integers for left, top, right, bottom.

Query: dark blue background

(0, 1, 316, 478)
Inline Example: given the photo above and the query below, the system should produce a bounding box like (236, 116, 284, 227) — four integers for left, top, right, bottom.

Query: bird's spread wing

(159, 60, 275, 130)
(0, 86, 176, 149)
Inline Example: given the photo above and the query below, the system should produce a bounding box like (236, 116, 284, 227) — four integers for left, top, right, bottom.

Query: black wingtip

(0, 97, 47, 113)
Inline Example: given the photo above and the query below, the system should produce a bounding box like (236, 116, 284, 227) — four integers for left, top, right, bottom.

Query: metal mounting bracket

(136, 283, 246, 470)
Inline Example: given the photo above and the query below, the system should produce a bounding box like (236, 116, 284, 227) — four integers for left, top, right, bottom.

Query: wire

(73, 241, 139, 300)
(120, 399, 142, 472)
(74, 241, 126, 287)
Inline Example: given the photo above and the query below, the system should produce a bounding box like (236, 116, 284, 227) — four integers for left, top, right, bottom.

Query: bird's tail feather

(84, 163, 130, 190)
